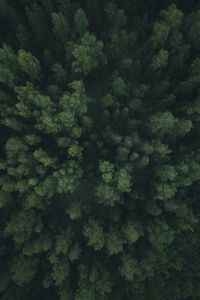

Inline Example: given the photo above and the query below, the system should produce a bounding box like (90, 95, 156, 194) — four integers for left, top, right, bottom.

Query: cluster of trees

(0, 0, 200, 299)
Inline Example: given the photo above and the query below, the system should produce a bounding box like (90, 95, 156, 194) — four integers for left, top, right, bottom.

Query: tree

(120, 256, 139, 281)
(151, 22, 170, 48)
(151, 49, 169, 71)
(72, 32, 104, 75)
(0, 45, 18, 87)
(11, 255, 39, 286)
(52, 12, 69, 43)
(148, 111, 176, 136)
(115, 168, 132, 193)
(83, 219, 104, 250)
(161, 4, 183, 31)
(74, 8, 89, 36)
(18, 50, 41, 80)
(105, 232, 123, 255)
(122, 221, 140, 244)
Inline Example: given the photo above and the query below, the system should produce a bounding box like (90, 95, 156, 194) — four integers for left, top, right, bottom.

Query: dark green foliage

(74, 8, 89, 36)
(72, 32, 104, 76)
(0, 1, 200, 300)
(52, 12, 69, 43)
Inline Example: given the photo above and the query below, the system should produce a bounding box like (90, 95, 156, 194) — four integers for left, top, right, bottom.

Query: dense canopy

(0, 0, 200, 299)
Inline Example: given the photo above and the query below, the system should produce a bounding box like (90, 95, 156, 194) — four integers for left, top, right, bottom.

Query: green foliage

(18, 50, 41, 80)
(155, 165, 177, 181)
(120, 256, 139, 281)
(11, 256, 39, 286)
(189, 17, 200, 50)
(96, 183, 120, 206)
(74, 8, 89, 36)
(75, 283, 95, 300)
(52, 12, 69, 43)
(51, 257, 69, 285)
(0, 45, 18, 86)
(69, 243, 81, 261)
(52, 63, 67, 84)
(112, 76, 126, 96)
(0, 0, 10, 17)
(152, 22, 170, 48)
(53, 161, 82, 193)
(161, 4, 183, 30)
(99, 160, 114, 183)
(72, 33, 104, 75)
(123, 222, 140, 244)
(115, 168, 132, 193)
(149, 111, 175, 136)
(0, 191, 11, 207)
(83, 219, 104, 250)
(0, 1, 199, 300)
(33, 149, 55, 167)
(105, 232, 123, 255)
(151, 49, 169, 70)
(5, 210, 43, 244)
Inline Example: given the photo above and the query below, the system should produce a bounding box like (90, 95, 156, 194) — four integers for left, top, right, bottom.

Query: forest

(0, 0, 200, 299)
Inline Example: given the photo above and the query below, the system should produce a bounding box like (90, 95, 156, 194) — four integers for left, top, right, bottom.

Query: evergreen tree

(0, 1, 200, 300)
